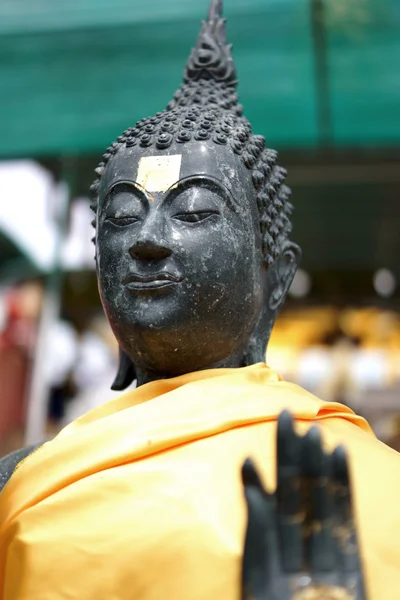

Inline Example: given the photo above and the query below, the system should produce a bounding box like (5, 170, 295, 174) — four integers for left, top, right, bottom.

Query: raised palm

(241, 411, 366, 600)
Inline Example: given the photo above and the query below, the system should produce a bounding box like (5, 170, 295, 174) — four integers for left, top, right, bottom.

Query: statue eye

(173, 210, 219, 223)
(106, 216, 140, 227)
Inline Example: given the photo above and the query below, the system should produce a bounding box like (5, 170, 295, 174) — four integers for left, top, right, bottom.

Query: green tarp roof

(0, 0, 399, 157)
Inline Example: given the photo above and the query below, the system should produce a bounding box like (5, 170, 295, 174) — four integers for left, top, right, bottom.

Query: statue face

(96, 140, 265, 376)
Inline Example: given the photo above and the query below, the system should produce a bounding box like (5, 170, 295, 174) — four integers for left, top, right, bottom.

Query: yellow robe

(0, 364, 399, 599)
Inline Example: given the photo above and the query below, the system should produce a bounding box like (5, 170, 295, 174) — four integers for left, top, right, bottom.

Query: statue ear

(111, 346, 136, 391)
(268, 241, 301, 312)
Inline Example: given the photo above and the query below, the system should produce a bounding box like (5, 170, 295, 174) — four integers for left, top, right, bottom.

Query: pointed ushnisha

(91, 0, 294, 266)
(168, 0, 239, 110)
(184, 0, 236, 83)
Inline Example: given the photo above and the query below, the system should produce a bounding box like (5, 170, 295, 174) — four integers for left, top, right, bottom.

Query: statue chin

(107, 305, 259, 378)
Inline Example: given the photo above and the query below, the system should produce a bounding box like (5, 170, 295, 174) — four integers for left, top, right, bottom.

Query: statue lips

(123, 272, 183, 292)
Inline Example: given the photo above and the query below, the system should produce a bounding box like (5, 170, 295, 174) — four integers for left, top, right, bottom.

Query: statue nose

(129, 211, 172, 260)
(129, 234, 171, 260)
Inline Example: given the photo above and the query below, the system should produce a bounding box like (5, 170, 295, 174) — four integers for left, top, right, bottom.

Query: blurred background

(0, 0, 399, 456)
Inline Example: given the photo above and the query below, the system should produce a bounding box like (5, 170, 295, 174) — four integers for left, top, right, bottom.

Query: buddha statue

(0, 1, 399, 599)
(91, 3, 299, 388)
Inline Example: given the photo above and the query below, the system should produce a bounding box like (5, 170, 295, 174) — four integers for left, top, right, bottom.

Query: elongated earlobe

(111, 346, 136, 391)
(268, 241, 301, 312)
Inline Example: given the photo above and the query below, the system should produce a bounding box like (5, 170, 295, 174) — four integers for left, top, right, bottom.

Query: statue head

(90, 0, 301, 387)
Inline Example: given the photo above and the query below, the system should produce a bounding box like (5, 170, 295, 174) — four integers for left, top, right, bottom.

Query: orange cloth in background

(0, 363, 399, 599)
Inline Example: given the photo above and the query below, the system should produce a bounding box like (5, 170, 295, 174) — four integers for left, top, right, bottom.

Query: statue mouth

(124, 272, 183, 291)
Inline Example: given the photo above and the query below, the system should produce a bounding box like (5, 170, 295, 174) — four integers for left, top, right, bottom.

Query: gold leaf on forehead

(136, 155, 182, 193)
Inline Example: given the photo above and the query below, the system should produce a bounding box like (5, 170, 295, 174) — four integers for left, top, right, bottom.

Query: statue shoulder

(0, 444, 42, 492)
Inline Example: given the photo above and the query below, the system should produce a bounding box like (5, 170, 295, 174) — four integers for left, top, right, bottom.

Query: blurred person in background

(63, 314, 121, 424)
(0, 281, 42, 455)
(44, 318, 79, 433)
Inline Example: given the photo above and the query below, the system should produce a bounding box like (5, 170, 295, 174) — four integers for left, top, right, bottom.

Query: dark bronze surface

(91, 0, 300, 387)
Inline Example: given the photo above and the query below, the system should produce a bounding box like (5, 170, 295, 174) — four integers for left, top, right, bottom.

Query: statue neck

(134, 352, 249, 387)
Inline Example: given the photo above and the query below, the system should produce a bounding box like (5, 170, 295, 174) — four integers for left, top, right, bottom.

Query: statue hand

(241, 411, 366, 600)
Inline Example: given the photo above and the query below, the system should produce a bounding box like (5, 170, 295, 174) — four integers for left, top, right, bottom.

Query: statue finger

(301, 426, 335, 574)
(332, 446, 357, 569)
(276, 410, 303, 572)
(241, 459, 270, 600)
(332, 447, 363, 569)
(242, 457, 266, 491)
(331, 446, 367, 598)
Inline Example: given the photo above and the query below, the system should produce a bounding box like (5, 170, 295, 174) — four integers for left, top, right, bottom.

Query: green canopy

(0, 0, 399, 157)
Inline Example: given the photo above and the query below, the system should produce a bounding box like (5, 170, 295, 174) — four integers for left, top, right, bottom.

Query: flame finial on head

(166, 0, 239, 112)
(183, 0, 236, 87)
